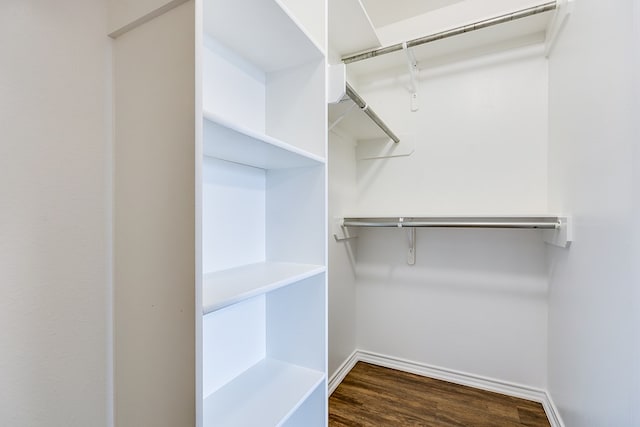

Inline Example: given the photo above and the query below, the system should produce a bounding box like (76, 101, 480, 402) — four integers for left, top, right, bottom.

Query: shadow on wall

(353, 227, 549, 300)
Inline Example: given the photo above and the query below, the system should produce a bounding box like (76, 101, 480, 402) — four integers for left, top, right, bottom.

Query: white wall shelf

(344, 2, 560, 78)
(328, 0, 381, 56)
(335, 215, 572, 248)
(204, 111, 325, 169)
(203, 262, 326, 314)
(203, 358, 325, 427)
(204, 0, 323, 73)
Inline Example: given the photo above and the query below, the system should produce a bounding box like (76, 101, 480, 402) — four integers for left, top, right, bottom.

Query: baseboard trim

(328, 350, 359, 395)
(330, 349, 564, 427)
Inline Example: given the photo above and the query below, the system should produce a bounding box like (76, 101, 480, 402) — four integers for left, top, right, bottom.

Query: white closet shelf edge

(203, 261, 326, 314)
(203, 110, 325, 169)
(203, 358, 325, 427)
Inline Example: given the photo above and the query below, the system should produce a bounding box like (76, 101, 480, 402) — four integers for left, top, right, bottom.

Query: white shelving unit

(200, 0, 327, 425)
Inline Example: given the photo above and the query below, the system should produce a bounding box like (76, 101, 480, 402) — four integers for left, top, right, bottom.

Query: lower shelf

(203, 358, 325, 427)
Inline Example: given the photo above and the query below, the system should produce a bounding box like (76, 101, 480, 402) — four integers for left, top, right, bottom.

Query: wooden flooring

(329, 362, 550, 427)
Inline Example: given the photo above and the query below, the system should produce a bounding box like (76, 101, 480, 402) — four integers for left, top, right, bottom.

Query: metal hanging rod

(345, 83, 400, 143)
(342, 1, 558, 64)
(341, 216, 561, 229)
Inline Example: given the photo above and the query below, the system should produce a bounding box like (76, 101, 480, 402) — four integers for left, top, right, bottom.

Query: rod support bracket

(407, 227, 416, 265)
(333, 217, 358, 242)
(402, 42, 419, 112)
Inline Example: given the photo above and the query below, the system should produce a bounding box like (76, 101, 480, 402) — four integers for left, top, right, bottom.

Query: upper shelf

(204, 0, 323, 73)
(328, 0, 381, 55)
(203, 111, 325, 169)
(339, 1, 565, 77)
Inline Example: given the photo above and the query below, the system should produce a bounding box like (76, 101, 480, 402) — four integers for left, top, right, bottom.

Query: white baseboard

(329, 349, 564, 427)
(328, 350, 359, 395)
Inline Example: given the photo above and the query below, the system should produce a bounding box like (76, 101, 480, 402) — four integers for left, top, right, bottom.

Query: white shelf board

(203, 111, 325, 169)
(346, 9, 553, 77)
(328, 0, 381, 56)
(203, 0, 322, 73)
(203, 358, 325, 427)
(203, 262, 326, 314)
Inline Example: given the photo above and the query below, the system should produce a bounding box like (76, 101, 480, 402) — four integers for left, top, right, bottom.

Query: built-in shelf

(203, 262, 326, 314)
(203, 0, 323, 72)
(203, 358, 325, 427)
(203, 111, 325, 169)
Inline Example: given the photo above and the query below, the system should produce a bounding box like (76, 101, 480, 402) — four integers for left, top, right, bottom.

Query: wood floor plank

(329, 362, 551, 427)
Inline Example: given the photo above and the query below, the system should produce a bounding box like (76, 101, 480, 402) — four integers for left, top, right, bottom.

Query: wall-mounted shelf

(341, 215, 562, 229)
(342, 1, 571, 78)
(203, 262, 326, 314)
(328, 0, 381, 57)
(335, 215, 572, 252)
(203, 358, 325, 427)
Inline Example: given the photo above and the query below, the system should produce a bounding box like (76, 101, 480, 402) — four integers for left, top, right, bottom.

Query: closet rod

(342, 1, 557, 64)
(346, 83, 400, 143)
(342, 217, 560, 229)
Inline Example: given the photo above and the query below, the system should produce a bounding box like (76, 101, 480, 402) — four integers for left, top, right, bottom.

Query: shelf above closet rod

(341, 1, 557, 64)
(345, 83, 400, 143)
(341, 216, 561, 229)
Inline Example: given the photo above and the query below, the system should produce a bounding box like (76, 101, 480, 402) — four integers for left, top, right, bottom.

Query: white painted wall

(108, 0, 187, 36)
(353, 46, 549, 216)
(355, 227, 549, 388)
(112, 2, 196, 425)
(327, 131, 359, 377)
(0, 1, 111, 425)
(546, 0, 640, 425)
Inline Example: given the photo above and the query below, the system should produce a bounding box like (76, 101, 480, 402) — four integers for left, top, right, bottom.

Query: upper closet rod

(342, 1, 557, 64)
(345, 82, 400, 143)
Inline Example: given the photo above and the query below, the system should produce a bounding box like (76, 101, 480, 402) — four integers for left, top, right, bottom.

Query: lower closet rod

(342, 219, 560, 229)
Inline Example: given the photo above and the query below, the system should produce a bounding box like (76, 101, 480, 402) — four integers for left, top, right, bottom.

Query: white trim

(541, 393, 565, 427)
(329, 349, 564, 427)
(328, 350, 359, 395)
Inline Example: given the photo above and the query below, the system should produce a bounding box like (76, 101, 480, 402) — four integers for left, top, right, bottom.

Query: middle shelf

(203, 110, 324, 169)
(203, 262, 326, 314)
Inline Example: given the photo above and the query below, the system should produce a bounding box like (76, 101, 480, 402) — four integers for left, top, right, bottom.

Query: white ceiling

(360, 0, 466, 28)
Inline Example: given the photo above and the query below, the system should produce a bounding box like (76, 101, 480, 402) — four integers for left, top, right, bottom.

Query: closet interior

(327, 0, 573, 425)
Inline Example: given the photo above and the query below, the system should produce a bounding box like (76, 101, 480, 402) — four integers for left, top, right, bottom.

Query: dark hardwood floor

(329, 362, 550, 427)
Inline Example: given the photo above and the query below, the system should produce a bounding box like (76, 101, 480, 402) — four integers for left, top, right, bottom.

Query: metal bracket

(543, 217, 572, 248)
(402, 41, 419, 112)
(333, 218, 358, 242)
(407, 227, 416, 265)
